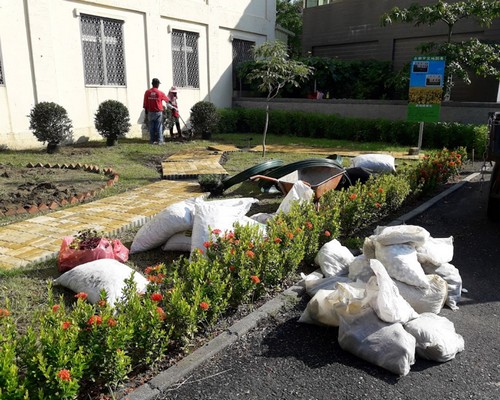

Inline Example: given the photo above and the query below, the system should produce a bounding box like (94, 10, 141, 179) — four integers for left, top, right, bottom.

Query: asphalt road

(158, 175, 500, 400)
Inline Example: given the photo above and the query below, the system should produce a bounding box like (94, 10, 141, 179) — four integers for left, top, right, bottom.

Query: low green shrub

(190, 101, 220, 140)
(217, 108, 484, 154)
(94, 100, 131, 145)
(28, 102, 73, 152)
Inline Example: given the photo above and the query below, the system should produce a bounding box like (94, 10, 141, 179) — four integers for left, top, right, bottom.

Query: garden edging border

(121, 171, 481, 400)
(0, 163, 119, 217)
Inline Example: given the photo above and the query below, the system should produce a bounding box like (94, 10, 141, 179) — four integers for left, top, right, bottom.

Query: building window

(232, 39, 254, 91)
(172, 30, 199, 88)
(80, 14, 126, 86)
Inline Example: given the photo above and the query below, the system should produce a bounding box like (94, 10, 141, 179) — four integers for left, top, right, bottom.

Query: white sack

(362, 236, 376, 259)
(373, 225, 430, 247)
(190, 197, 258, 254)
(130, 197, 198, 253)
(54, 259, 148, 306)
(416, 237, 454, 266)
(348, 254, 374, 283)
(304, 274, 352, 297)
(315, 239, 354, 277)
(394, 274, 447, 315)
(422, 262, 462, 310)
(350, 154, 396, 174)
(162, 230, 192, 252)
(277, 180, 314, 214)
(404, 313, 465, 362)
(375, 241, 429, 288)
(338, 307, 416, 376)
(366, 259, 418, 324)
(249, 212, 275, 224)
(299, 282, 367, 327)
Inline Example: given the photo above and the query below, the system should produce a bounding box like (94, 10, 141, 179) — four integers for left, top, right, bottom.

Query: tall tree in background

(381, 0, 500, 100)
(245, 41, 313, 156)
(276, 0, 303, 58)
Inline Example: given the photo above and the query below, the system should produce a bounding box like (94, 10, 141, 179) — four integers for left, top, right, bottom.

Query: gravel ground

(156, 172, 500, 400)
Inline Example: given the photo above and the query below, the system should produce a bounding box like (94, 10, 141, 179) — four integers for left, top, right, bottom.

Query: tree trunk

(262, 103, 270, 157)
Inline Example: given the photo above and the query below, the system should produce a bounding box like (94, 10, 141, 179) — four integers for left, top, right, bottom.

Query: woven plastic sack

(416, 237, 454, 266)
(404, 313, 465, 362)
(366, 259, 418, 324)
(348, 254, 374, 283)
(315, 239, 354, 277)
(350, 154, 396, 174)
(394, 274, 447, 314)
(277, 180, 314, 214)
(422, 262, 462, 310)
(373, 225, 430, 247)
(375, 241, 429, 288)
(338, 307, 416, 376)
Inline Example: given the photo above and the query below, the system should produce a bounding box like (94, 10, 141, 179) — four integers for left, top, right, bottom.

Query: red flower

(87, 315, 103, 326)
(74, 292, 88, 301)
(52, 304, 60, 313)
(349, 193, 357, 200)
(144, 266, 153, 275)
(57, 369, 71, 382)
(274, 237, 282, 244)
(230, 248, 236, 255)
(225, 232, 235, 240)
(324, 230, 331, 237)
(246, 250, 255, 258)
(248, 242, 255, 249)
(375, 202, 381, 208)
(212, 228, 222, 235)
(377, 187, 384, 194)
(62, 321, 71, 330)
(151, 293, 163, 302)
(287, 232, 294, 240)
(449, 161, 456, 167)
(0, 308, 10, 317)
(251, 275, 261, 284)
(199, 301, 210, 311)
(107, 318, 117, 327)
(97, 300, 107, 307)
(229, 265, 236, 272)
(305, 221, 313, 230)
(156, 307, 166, 320)
(203, 241, 211, 249)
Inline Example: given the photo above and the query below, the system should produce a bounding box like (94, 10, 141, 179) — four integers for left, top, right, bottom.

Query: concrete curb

(121, 171, 479, 400)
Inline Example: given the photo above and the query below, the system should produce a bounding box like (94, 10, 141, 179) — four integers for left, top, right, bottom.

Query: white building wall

(0, 0, 276, 149)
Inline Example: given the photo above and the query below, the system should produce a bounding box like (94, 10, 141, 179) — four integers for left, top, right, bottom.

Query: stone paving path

(0, 180, 202, 270)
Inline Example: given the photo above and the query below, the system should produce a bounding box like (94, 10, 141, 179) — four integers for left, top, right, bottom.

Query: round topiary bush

(28, 102, 73, 153)
(94, 100, 131, 146)
(190, 101, 220, 140)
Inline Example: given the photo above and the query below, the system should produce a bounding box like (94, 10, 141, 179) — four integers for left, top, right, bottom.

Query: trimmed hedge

(218, 108, 488, 154)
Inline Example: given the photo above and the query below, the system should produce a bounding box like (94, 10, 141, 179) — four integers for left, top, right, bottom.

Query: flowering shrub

(405, 147, 466, 196)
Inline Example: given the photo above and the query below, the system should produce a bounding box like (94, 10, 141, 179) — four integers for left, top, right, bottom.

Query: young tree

(276, 0, 303, 58)
(381, 0, 500, 100)
(245, 40, 313, 156)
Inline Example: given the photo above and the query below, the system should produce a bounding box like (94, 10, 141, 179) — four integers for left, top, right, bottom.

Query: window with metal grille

(80, 14, 126, 86)
(172, 30, 199, 88)
(232, 39, 254, 91)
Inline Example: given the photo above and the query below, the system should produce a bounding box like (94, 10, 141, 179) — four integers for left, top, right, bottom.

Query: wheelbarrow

(251, 164, 346, 203)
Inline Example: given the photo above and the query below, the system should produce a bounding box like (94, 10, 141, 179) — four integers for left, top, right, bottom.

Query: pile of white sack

(130, 181, 316, 256)
(299, 224, 465, 376)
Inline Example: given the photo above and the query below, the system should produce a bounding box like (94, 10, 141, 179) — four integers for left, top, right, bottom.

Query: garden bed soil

(0, 165, 108, 214)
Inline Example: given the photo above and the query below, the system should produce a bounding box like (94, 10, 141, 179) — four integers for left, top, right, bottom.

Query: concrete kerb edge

(120, 172, 478, 400)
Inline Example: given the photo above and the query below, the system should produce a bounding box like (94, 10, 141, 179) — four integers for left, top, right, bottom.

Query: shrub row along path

(0, 145, 421, 270)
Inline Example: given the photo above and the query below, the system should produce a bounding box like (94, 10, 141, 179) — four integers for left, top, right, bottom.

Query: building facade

(302, 0, 500, 102)
(0, 0, 276, 149)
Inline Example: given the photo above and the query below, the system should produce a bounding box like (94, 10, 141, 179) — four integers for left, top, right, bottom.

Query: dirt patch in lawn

(0, 165, 109, 214)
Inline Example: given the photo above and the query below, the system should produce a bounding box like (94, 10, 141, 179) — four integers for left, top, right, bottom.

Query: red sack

(58, 236, 129, 273)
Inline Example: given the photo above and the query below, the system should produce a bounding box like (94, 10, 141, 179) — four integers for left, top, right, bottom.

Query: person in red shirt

(143, 78, 171, 144)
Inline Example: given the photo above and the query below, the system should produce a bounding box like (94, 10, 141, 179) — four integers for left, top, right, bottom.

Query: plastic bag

(404, 313, 465, 362)
(338, 307, 416, 376)
(58, 236, 129, 273)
